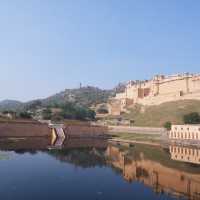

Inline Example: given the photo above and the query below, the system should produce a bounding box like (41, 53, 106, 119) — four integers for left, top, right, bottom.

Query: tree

(97, 108, 108, 114)
(41, 102, 96, 121)
(26, 100, 42, 110)
(42, 108, 52, 120)
(163, 121, 172, 130)
(86, 109, 96, 120)
(19, 112, 32, 119)
(183, 112, 200, 124)
(75, 107, 87, 120)
(51, 114, 63, 122)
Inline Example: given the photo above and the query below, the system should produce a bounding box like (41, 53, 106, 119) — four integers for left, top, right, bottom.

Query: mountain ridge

(0, 100, 23, 111)
(0, 85, 125, 111)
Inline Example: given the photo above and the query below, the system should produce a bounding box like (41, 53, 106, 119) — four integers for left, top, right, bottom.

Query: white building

(169, 124, 200, 141)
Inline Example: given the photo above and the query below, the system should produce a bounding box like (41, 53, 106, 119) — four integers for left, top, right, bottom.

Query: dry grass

(122, 100, 200, 127)
(109, 132, 161, 143)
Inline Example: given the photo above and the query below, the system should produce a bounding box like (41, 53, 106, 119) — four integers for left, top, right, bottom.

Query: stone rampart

(0, 120, 51, 137)
(109, 73, 200, 115)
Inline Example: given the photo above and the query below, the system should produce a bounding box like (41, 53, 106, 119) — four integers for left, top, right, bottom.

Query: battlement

(109, 73, 200, 115)
(126, 73, 200, 88)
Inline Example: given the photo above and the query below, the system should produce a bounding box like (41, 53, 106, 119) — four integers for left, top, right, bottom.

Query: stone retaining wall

(0, 120, 51, 137)
(64, 125, 108, 138)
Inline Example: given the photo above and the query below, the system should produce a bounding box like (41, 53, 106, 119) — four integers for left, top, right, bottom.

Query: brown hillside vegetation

(123, 100, 200, 127)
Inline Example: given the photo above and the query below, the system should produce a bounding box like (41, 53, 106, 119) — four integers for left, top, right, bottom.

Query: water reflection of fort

(1, 138, 200, 200)
(106, 145, 200, 200)
(170, 145, 200, 164)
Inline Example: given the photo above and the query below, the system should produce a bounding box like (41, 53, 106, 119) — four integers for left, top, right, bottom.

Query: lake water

(0, 138, 199, 200)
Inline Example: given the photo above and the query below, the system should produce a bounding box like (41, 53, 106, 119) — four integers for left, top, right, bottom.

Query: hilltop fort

(109, 73, 200, 115)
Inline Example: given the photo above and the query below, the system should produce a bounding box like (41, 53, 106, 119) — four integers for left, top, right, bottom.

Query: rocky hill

(0, 100, 23, 111)
(42, 86, 114, 107)
(0, 86, 115, 111)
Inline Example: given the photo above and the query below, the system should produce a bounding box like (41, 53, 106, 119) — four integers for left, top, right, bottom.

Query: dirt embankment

(0, 120, 51, 137)
(108, 125, 166, 134)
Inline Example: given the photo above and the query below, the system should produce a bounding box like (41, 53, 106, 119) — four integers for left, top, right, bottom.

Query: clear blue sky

(1, 0, 200, 101)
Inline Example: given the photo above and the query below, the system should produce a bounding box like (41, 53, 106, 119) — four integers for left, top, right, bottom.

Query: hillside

(122, 100, 200, 127)
(42, 86, 114, 107)
(0, 100, 23, 111)
(0, 86, 115, 111)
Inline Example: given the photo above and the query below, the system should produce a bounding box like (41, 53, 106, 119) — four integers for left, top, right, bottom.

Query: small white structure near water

(169, 124, 200, 141)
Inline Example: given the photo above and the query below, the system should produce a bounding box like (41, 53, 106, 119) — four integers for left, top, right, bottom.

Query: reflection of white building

(106, 145, 200, 199)
(169, 125, 200, 141)
(170, 145, 200, 164)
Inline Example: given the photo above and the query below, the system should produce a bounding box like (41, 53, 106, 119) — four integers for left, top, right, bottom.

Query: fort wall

(109, 73, 200, 115)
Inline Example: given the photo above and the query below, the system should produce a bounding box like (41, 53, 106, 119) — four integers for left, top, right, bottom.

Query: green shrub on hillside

(42, 108, 52, 120)
(163, 121, 172, 130)
(19, 112, 32, 119)
(183, 112, 200, 124)
(97, 108, 109, 114)
(122, 100, 200, 127)
(42, 102, 95, 121)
